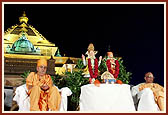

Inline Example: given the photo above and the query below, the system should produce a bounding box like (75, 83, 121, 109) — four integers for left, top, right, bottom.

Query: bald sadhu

(131, 72, 164, 111)
(26, 58, 61, 111)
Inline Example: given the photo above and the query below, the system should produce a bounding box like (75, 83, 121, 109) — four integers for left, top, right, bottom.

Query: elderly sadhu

(26, 58, 61, 111)
(131, 72, 164, 111)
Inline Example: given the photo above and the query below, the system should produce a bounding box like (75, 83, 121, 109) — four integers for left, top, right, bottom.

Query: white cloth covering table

(80, 84, 135, 112)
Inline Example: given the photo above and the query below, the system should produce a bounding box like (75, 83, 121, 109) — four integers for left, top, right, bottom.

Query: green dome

(6, 32, 40, 55)
(11, 33, 35, 52)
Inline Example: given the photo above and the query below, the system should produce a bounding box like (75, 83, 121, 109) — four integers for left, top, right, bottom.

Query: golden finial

(19, 11, 29, 24)
(23, 11, 26, 17)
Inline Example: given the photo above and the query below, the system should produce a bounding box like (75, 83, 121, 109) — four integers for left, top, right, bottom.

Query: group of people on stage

(19, 43, 164, 111)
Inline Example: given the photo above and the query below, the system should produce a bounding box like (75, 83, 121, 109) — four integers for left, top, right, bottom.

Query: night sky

(3, 3, 164, 86)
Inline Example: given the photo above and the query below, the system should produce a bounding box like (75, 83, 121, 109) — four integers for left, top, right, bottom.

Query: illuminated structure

(4, 12, 79, 86)
(4, 12, 57, 56)
(4, 11, 57, 56)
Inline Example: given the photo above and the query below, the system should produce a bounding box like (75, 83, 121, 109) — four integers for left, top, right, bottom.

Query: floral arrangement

(99, 57, 132, 84)
(88, 58, 98, 79)
(106, 59, 120, 79)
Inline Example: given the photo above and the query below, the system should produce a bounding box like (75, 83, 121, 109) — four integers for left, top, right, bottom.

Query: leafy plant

(65, 71, 89, 110)
(117, 59, 132, 84)
(20, 70, 30, 84)
(52, 70, 89, 111)
(98, 59, 107, 75)
(75, 59, 85, 69)
(98, 57, 132, 84)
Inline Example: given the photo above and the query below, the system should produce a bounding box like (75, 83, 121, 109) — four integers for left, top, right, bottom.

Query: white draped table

(79, 84, 135, 111)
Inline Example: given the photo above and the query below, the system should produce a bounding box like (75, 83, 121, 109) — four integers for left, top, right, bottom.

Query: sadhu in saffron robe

(26, 72, 61, 111)
(139, 83, 164, 111)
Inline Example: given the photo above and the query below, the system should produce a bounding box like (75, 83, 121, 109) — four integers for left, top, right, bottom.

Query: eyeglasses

(39, 66, 47, 69)
(146, 76, 154, 78)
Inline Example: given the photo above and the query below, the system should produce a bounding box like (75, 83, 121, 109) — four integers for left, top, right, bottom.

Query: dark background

(4, 4, 164, 86)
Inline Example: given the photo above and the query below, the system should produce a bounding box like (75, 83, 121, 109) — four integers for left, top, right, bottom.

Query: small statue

(101, 71, 116, 84)
(106, 51, 120, 79)
(101, 51, 120, 84)
(82, 43, 102, 84)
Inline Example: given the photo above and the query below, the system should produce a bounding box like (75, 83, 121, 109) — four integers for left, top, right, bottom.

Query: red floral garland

(106, 59, 120, 79)
(88, 58, 98, 79)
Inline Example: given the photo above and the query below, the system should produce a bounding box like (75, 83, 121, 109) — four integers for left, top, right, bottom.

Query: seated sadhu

(26, 58, 61, 111)
(131, 72, 164, 111)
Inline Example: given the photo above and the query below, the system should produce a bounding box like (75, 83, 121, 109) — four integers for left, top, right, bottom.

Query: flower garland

(106, 59, 120, 79)
(88, 58, 98, 79)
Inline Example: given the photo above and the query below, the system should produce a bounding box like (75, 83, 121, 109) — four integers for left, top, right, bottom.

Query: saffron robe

(26, 72, 61, 111)
(139, 83, 164, 111)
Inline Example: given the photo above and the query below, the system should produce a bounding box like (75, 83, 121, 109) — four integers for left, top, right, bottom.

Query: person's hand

(41, 85, 49, 91)
(103, 57, 106, 60)
(82, 54, 85, 60)
(99, 56, 102, 61)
